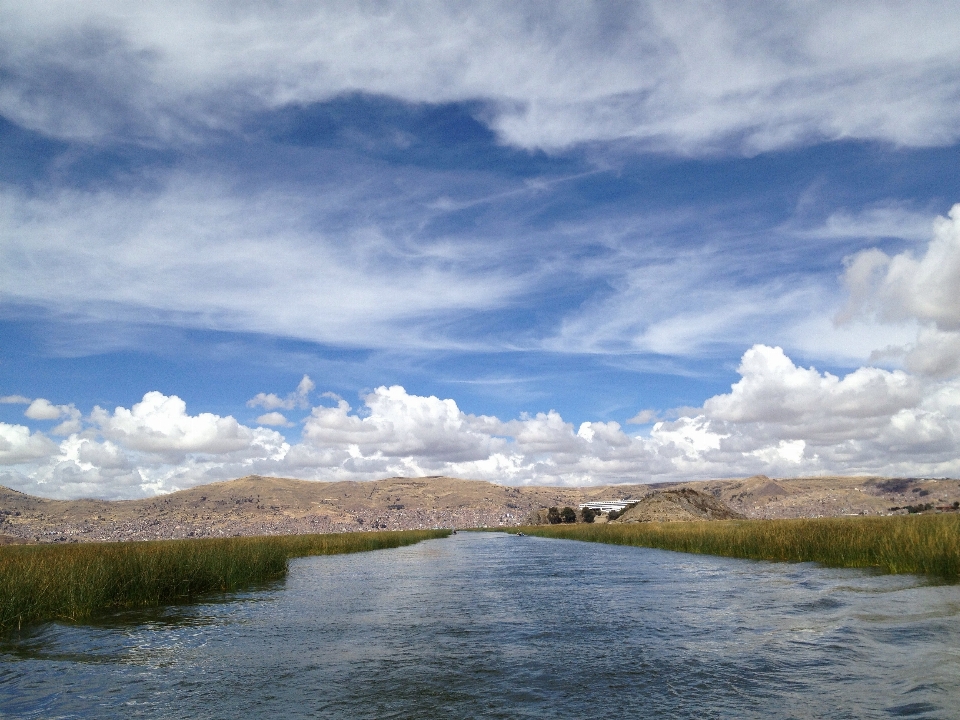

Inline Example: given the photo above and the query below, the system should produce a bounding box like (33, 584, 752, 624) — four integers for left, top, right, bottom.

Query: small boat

(516, 532, 525, 537)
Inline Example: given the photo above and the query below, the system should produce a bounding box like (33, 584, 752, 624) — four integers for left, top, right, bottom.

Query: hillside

(613, 488, 745, 523)
(1, 473, 957, 543)
(0, 475, 654, 543)
(677, 474, 960, 519)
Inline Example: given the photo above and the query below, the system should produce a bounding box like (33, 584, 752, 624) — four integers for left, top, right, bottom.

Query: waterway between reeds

(1, 531, 958, 719)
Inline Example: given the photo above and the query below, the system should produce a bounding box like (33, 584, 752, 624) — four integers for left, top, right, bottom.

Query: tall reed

(0, 529, 448, 630)
(520, 515, 960, 581)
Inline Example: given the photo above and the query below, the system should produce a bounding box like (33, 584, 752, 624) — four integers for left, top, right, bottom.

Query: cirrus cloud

(3, 2, 960, 153)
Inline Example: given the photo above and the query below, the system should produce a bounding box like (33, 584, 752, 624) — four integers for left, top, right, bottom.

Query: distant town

(2, 474, 958, 544)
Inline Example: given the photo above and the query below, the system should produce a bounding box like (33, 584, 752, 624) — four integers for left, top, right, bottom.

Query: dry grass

(0, 529, 448, 630)
(519, 515, 960, 581)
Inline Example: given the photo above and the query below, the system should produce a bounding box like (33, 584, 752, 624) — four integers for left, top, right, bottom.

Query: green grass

(0, 529, 449, 630)
(517, 515, 960, 581)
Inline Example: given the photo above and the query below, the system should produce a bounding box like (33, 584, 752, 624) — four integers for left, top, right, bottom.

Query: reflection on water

(1, 532, 958, 719)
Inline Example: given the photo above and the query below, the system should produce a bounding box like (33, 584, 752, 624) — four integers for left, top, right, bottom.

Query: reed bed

(0, 529, 448, 630)
(519, 515, 960, 581)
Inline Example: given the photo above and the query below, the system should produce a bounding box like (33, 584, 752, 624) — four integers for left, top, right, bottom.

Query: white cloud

(92, 391, 286, 458)
(25, 398, 78, 421)
(0, 422, 59, 465)
(697, 345, 960, 475)
(248, 375, 315, 411)
(0, 180, 525, 351)
(2, 2, 960, 153)
(751, 439, 806, 465)
(24, 398, 63, 420)
(626, 409, 660, 425)
(249, 395, 288, 412)
(841, 203, 960, 377)
(22, 398, 82, 435)
(0, 395, 31, 404)
(799, 205, 937, 242)
(3, 345, 960, 499)
(2, 392, 294, 498)
(545, 242, 827, 357)
(704, 345, 920, 426)
(256, 412, 291, 427)
(301, 386, 504, 463)
(283, 359, 960, 484)
(842, 204, 960, 329)
(904, 327, 960, 378)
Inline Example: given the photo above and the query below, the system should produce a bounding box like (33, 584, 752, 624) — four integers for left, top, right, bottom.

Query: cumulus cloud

(2, 391, 294, 498)
(256, 412, 291, 427)
(4, 344, 960, 499)
(24, 398, 62, 420)
(300, 386, 504, 464)
(841, 203, 960, 377)
(2, 2, 960, 153)
(704, 345, 920, 425)
(23, 398, 82, 435)
(287, 357, 960, 484)
(0, 422, 59, 465)
(627, 409, 660, 425)
(248, 375, 315, 411)
(692, 345, 960, 476)
(92, 391, 286, 458)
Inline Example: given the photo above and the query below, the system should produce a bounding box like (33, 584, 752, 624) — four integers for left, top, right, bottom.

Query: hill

(0, 475, 654, 543)
(613, 488, 745, 523)
(1, 473, 957, 543)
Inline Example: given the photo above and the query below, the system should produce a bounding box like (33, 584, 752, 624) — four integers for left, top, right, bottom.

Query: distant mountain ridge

(0, 475, 653, 543)
(1, 474, 957, 543)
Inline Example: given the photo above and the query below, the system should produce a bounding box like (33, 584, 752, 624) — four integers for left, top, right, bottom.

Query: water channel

(1, 532, 958, 719)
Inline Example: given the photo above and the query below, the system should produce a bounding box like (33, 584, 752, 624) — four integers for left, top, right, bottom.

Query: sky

(2, 1, 960, 499)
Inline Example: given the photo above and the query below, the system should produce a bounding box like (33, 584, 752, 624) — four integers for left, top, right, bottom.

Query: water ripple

(1, 532, 958, 719)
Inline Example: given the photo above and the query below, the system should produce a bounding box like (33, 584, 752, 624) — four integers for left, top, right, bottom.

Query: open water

(1, 532, 959, 719)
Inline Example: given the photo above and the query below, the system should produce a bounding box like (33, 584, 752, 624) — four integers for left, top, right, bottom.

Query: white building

(577, 500, 633, 513)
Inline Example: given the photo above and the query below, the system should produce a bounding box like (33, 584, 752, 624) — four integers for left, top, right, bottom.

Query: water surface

(2, 532, 958, 719)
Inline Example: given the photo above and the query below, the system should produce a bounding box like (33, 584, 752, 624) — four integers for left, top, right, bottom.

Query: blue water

(2, 532, 958, 719)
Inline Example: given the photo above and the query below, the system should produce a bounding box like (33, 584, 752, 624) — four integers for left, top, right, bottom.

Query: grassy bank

(0, 529, 448, 631)
(519, 515, 960, 581)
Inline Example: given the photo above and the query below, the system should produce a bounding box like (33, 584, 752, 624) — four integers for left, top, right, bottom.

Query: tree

(547, 506, 561, 524)
(560, 506, 577, 523)
(607, 502, 638, 521)
(580, 507, 597, 523)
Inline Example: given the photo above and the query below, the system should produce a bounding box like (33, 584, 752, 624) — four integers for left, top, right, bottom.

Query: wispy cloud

(3, 2, 960, 498)
(793, 203, 938, 242)
(0, 176, 530, 350)
(3, 3, 960, 153)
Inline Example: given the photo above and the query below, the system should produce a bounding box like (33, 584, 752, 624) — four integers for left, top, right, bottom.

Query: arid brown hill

(1, 473, 957, 544)
(677, 475, 960, 519)
(613, 488, 745, 523)
(0, 475, 654, 544)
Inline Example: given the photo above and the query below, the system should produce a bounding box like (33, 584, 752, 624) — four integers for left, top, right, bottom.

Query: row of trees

(546, 506, 597, 524)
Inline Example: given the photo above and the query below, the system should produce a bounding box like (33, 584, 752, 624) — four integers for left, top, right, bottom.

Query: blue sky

(3, 2, 960, 498)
